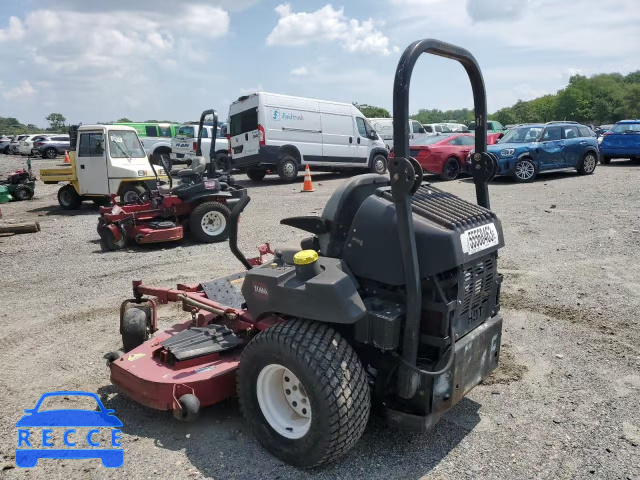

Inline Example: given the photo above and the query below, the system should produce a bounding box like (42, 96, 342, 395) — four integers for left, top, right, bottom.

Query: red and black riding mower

(104, 39, 504, 469)
(97, 110, 246, 251)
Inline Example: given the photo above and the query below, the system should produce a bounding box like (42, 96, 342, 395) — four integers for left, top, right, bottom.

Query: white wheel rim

(283, 162, 295, 176)
(516, 161, 534, 180)
(256, 364, 311, 439)
(200, 210, 226, 236)
(375, 158, 385, 173)
(584, 155, 596, 172)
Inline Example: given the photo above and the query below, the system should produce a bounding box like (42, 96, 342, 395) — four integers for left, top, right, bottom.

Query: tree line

(355, 70, 640, 127)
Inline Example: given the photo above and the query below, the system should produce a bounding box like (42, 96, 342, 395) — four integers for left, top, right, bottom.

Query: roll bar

(196, 109, 218, 177)
(390, 39, 491, 399)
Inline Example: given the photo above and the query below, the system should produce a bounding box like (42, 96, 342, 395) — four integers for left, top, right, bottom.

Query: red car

(389, 133, 475, 180)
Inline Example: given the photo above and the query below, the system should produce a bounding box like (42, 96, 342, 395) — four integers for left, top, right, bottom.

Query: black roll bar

(390, 39, 490, 399)
(196, 109, 218, 177)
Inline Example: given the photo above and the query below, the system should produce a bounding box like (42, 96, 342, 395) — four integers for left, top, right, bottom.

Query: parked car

(599, 120, 640, 163)
(229, 92, 388, 181)
(171, 122, 229, 167)
(487, 132, 505, 145)
(469, 120, 506, 133)
(8, 134, 28, 154)
(368, 118, 431, 150)
(0, 135, 14, 153)
(443, 123, 469, 132)
(18, 134, 51, 155)
(422, 123, 452, 134)
(389, 132, 475, 180)
(483, 122, 599, 182)
(31, 134, 71, 158)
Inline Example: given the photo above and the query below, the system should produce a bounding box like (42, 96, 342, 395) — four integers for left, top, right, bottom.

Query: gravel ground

(0, 154, 638, 479)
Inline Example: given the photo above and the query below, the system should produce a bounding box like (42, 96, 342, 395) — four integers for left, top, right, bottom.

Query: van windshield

(230, 107, 258, 136)
(177, 126, 195, 138)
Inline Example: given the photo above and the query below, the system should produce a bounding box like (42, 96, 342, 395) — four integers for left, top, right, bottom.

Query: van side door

(355, 117, 376, 164)
(320, 113, 356, 163)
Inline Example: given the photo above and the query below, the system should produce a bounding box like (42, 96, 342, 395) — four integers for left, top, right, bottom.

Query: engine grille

(408, 184, 495, 230)
(460, 255, 496, 316)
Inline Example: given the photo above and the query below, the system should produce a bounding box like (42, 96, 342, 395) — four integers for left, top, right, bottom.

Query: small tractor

(105, 39, 504, 468)
(97, 110, 246, 250)
(0, 158, 36, 202)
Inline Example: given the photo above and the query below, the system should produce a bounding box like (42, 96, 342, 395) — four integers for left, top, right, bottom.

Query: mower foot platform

(161, 324, 242, 363)
(201, 272, 246, 309)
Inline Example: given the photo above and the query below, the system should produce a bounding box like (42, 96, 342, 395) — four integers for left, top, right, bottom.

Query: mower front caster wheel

(174, 394, 200, 422)
(98, 224, 126, 251)
(237, 320, 370, 469)
(121, 307, 150, 352)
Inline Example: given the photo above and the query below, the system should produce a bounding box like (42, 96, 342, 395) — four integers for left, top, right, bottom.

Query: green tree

(353, 103, 390, 118)
(45, 113, 66, 131)
(117, 117, 132, 123)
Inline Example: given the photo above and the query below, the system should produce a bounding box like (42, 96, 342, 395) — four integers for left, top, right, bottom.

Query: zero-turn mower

(0, 157, 36, 201)
(105, 39, 504, 468)
(97, 110, 246, 250)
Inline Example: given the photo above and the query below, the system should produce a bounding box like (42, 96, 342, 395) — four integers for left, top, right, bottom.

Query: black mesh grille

(386, 184, 496, 230)
(460, 256, 496, 315)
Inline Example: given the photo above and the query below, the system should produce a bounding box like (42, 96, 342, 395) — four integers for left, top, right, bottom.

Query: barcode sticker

(460, 223, 499, 255)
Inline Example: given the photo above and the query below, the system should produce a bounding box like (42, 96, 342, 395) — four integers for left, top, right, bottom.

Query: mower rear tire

(174, 394, 200, 422)
(99, 225, 126, 251)
(246, 168, 267, 181)
(237, 320, 370, 469)
(121, 307, 149, 352)
(58, 184, 82, 210)
(189, 201, 231, 243)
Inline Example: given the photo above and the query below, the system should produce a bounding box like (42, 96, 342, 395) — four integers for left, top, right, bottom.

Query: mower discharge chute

(106, 39, 503, 468)
(97, 109, 245, 250)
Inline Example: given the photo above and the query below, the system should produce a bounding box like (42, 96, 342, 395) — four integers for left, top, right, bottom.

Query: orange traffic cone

(64, 150, 71, 163)
(301, 165, 314, 192)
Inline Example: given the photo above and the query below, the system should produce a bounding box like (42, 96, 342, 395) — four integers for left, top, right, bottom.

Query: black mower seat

(158, 184, 172, 195)
(176, 156, 207, 177)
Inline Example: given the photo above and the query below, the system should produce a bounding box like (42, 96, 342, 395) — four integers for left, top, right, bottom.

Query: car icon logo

(15, 391, 124, 468)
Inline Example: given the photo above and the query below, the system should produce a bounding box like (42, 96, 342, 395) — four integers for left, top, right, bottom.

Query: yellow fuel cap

(293, 250, 318, 265)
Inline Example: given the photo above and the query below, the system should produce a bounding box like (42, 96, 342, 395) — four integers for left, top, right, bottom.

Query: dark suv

(32, 135, 71, 159)
(486, 121, 599, 182)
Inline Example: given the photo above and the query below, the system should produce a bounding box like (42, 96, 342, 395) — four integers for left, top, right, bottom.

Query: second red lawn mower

(97, 109, 245, 250)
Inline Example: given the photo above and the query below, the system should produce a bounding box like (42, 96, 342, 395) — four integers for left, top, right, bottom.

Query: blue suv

(487, 122, 599, 182)
(599, 119, 640, 163)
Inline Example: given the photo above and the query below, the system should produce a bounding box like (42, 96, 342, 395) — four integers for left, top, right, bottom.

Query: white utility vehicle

(228, 92, 388, 181)
(171, 122, 230, 168)
(41, 125, 166, 209)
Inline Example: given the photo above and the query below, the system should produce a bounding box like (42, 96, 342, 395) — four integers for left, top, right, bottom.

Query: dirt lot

(0, 155, 638, 479)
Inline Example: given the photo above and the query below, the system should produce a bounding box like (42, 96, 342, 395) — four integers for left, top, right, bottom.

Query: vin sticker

(460, 223, 499, 255)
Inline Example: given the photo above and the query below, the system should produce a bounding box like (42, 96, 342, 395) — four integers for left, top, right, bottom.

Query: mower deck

(109, 264, 274, 413)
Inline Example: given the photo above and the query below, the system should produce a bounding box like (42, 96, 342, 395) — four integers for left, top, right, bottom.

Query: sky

(1, 0, 639, 127)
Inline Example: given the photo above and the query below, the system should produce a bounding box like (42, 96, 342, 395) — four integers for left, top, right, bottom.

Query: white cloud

(0, 7, 229, 73)
(0, 16, 25, 42)
(267, 4, 396, 55)
(290, 66, 308, 75)
(466, 0, 535, 22)
(2, 81, 36, 100)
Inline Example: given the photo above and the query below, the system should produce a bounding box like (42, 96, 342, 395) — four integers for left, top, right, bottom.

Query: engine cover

(342, 183, 505, 285)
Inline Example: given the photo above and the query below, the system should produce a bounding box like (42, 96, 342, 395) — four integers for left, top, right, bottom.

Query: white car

(369, 118, 433, 150)
(171, 123, 229, 167)
(18, 134, 50, 155)
(229, 92, 388, 181)
(443, 123, 469, 132)
(422, 123, 452, 134)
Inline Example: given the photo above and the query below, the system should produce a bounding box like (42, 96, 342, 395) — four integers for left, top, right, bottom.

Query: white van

(368, 118, 432, 150)
(228, 92, 389, 181)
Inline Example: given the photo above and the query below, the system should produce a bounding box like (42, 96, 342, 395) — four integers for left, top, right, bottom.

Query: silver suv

(32, 135, 71, 158)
